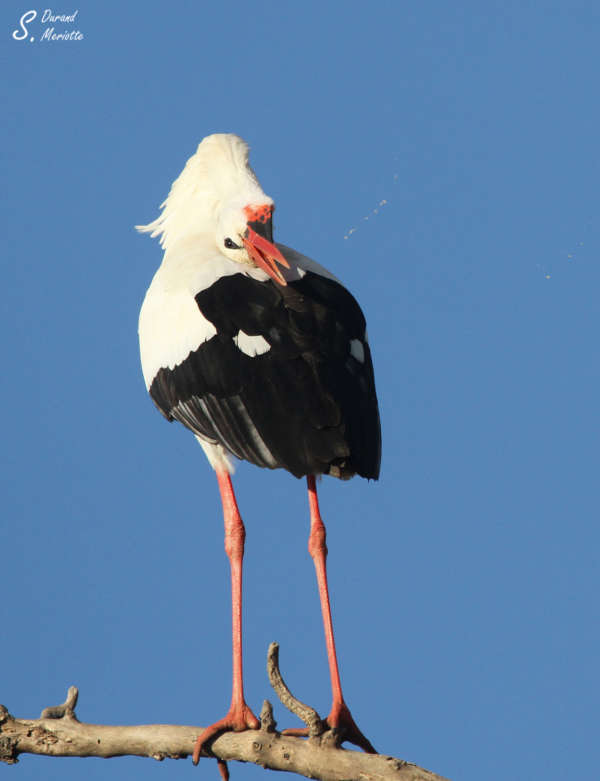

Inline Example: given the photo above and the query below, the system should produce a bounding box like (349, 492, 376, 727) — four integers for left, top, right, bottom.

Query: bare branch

(0, 701, 448, 781)
(0, 645, 450, 781)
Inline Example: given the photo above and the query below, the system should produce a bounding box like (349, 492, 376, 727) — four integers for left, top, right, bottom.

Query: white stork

(137, 134, 381, 763)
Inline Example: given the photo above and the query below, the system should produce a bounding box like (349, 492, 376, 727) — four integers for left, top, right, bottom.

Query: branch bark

(0, 645, 450, 781)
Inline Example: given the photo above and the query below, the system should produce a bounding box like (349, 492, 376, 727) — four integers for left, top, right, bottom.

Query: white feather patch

(233, 331, 271, 356)
(350, 338, 365, 363)
(139, 283, 217, 388)
(195, 436, 235, 473)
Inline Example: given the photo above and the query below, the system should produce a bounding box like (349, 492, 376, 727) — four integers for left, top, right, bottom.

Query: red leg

(283, 475, 376, 753)
(192, 470, 259, 764)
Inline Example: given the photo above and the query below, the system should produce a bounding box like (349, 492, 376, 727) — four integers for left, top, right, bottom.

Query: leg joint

(308, 519, 327, 559)
(225, 520, 246, 559)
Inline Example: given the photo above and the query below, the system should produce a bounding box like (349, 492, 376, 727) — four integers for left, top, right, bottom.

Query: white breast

(139, 235, 276, 387)
(139, 280, 216, 388)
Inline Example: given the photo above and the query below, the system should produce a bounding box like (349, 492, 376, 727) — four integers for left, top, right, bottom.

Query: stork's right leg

(192, 470, 259, 765)
(283, 475, 376, 753)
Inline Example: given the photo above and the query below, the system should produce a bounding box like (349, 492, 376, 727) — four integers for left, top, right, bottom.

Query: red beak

(242, 227, 290, 286)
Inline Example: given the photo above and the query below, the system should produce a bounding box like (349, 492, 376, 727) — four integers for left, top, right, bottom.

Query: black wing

(149, 271, 381, 480)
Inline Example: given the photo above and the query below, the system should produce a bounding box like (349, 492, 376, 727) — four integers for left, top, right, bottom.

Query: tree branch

(267, 642, 325, 738)
(0, 645, 449, 781)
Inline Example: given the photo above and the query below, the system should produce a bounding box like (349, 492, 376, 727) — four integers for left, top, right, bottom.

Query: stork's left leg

(284, 475, 376, 753)
(192, 470, 259, 764)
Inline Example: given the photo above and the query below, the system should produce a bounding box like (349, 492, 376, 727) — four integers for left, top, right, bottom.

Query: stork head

(216, 201, 290, 286)
(137, 133, 289, 285)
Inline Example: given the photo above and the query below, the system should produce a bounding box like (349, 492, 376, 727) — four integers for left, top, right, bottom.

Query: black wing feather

(149, 271, 381, 479)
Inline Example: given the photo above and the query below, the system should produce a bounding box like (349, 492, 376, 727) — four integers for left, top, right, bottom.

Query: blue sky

(2, 2, 598, 780)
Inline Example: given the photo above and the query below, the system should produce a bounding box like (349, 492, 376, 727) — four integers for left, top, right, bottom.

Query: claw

(282, 700, 376, 753)
(192, 702, 260, 764)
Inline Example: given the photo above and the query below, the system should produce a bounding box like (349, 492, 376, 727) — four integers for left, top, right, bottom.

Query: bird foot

(192, 701, 260, 764)
(283, 699, 376, 753)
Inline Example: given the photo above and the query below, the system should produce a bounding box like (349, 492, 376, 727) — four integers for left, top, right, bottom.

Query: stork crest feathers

(136, 133, 267, 250)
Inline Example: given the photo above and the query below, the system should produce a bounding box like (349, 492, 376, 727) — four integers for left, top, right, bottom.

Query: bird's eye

(224, 238, 241, 249)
